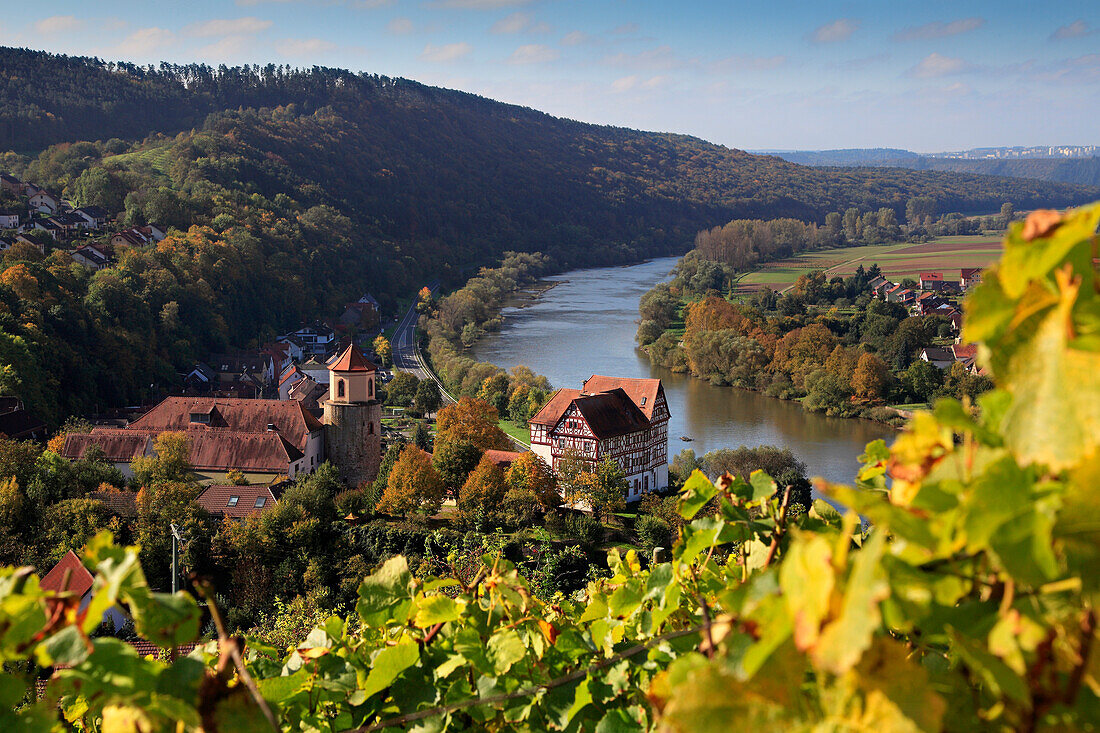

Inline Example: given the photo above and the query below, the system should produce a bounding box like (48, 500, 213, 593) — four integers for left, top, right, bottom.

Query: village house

(197, 483, 285, 520)
(287, 374, 327, 411)
(885, 285, 916, 305)
(483, 449, 524, 471)
(0, 172, 21, 195)
(530, 375, 670, 501)
(39, 550, 128, 631)
(71, 243, 112, 270)
(72, 205, 110, 229)
(960, 268, 982, 290)
(279, 322, 336, 358)
(919, 346, 956, 369)
(28, 190, 62, 214)
(0, 396, 47, 440)
(0, 211, 20, 228)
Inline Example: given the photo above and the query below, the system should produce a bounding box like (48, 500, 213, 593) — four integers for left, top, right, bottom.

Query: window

(643, 475, 649, 492)
(190, 412, 210, 424)
(368, 422, 374, 435)
(227, 496, 239, 507)
(337, 379, 345, 398)
(254, 496, 266, 508)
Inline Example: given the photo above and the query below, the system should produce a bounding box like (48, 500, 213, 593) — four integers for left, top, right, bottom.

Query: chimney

(266, 423, 277, 432)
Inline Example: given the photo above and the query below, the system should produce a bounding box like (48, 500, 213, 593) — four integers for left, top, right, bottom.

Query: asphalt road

(391, 285, 456, 405)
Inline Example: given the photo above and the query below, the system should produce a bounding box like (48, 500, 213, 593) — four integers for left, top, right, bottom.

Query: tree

(385, 372, 419, 407)
(376, 445, 443, 518)
(700, 446, 807, 483)
(432, 439, 484, 491)
(369, 441, 406, 508)
(413, 379, 442, 416)
(131, 432, 193, 487)
(435, 397, 511, 451)
(572, 458, 627, 524)
(372, 336, 391, 368)
(999, 201, 1014, 227)
(505, 452, 559, 510)
(852, 352, 889, 401)
(457, 454, 509, 528)
(412, 421, 432, 452)
(902, 359, 943, 403)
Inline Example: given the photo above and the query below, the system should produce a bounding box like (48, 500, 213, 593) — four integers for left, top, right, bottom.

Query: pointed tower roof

(329, 343, 376, 373)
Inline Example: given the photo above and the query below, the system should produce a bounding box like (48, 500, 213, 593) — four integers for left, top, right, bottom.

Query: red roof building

(530, 375, 669, 501)
(197, 483, 283, 520)
(39, 550, 95, 597)
(482, 449, 525, 470)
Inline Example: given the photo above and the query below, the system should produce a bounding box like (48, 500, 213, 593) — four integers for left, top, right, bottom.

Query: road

(391, 283, 456, 405)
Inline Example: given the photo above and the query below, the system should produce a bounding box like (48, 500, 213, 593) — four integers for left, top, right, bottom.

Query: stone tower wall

(323, 400, 382, 487)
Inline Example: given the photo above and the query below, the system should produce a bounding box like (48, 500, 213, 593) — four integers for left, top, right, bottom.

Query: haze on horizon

(2, 0, 1097, 153)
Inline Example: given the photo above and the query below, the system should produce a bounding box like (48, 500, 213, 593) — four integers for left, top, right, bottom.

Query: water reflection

(472, 257, 894, 485)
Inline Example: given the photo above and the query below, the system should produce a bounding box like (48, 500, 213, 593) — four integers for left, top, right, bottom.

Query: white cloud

(560, 30, 590, 46)
(894, 17, 984, 41)
(491, 11, 549, 34)
(611, 74, 667, 92)
(105, 27, 175, 57)
(907, 52, 971, 78)
(189, 17, 272, 37)
(508, 43, 559, 64)
(34, 16, 84, 34)
(421, 42, 472, 62)
(275, 37, 337, 57)
(388, 17, 415, 35)
(1051, 20, 1093, 40)
(196, 36, 254, 59)
(602, 45, 686, 71)
(808, 18, 859, 44)
(612, 75, 639, 92)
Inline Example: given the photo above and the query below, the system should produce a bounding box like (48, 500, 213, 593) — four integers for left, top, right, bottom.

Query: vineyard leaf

(38, 625, 90, 667)
(811, 530, 888, 675)
(487, 630, 525, 675)
(780, 534, 834, 651)
(130, 591, 200, 648)
(360, 640, 419, 700)
(596, 707, 644, 733)
(949, 628, 1029, 704)
(855, 637, 946, 732)
(748, 471, 776, 502)
(357, 556, 413, 627)
(679, 470, 717, 520)
(414, 594, 464, 627)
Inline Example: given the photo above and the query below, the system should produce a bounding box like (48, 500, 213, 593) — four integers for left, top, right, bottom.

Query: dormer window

(254, 496, 266, 508)
(190, 412, 210, 424)
(227, 496, 239, 507)
(641, 397, 647, 406)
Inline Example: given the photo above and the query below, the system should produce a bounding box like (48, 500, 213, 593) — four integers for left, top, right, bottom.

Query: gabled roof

(919, 272, 944, 281)
(581, 375, 663, 420)
(572, 388, 651, 439)
(40, 550, 95, 597)
(483, 449, 524, 469)
(0, 403, 46, 440)
(74, 205, 109, 218)
(62, 429, 152, 462)
(279, 365, 304, 387)
(329, 343, 376, 373)
(530, 388, 582, 426)
(921, 346, 955, 362)
(128, 397, 323, 451)
(952, 343, 978, 362)
(197, 483, 282, 519)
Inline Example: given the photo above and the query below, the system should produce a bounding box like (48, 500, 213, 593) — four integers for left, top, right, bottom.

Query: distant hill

(764, 147, 1100, 187)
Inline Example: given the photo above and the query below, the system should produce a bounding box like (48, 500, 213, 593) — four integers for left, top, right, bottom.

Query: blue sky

(2, 1, 1098, 152)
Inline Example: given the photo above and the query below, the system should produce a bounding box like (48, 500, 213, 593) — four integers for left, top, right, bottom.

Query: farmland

(732, 234, 1003, 294)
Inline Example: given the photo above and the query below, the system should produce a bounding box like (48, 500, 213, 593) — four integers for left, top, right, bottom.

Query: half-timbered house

(529, 375, 669, 501)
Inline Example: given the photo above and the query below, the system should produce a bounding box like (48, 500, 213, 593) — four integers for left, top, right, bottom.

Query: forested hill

(0, 46, 1097, 423)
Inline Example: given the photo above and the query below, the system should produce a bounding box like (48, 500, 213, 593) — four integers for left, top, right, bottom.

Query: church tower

(323, 343, 382, 487)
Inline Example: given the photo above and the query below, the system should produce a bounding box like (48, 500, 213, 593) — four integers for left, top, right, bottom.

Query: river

(471, 257, 896, 486)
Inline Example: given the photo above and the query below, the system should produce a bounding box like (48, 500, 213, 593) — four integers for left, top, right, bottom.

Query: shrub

(635, 514, 671, 552)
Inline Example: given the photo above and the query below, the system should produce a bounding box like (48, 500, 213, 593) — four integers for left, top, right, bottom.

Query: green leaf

(357, 556, 413, 628)
(811, 530, 888, 674)
(38, 625, 90, 667)
(748, 471, 776, 502)
(595, 707, 644, 732)
(360, 640, 420, 700)
(608, 582, 643, 619)
(949, 628, 1030, 704)
(486, 630, 525, 675)
(679, 470, 717, 519)
(130, 591, 200, 648)
(413, 594, 464, 628)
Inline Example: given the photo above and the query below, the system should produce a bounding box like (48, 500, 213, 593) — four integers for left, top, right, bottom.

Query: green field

(498, 419, 531, 447)
(734, 234, 1002, 294)
(102, 143, 175, 174)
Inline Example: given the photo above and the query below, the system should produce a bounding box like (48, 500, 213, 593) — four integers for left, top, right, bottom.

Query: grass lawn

(498, 419, 531, 447)
(734, 234, 1003, 293)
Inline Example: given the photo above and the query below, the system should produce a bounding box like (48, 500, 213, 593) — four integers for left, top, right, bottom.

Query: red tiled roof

(920, 272, 944, 281)
(197, 484, 281, 519)
(960, 268, 981, 278)
(572, 388, 651, 439)
(128, 397, 322, 451)
(530, 388, 582, 426)
(329, 343, 376, 373)
(62, 429, 151, 462)
(952, 343, 978, 361)
(582, 375, 664, 420)
(185, 430, 303, 471)
(483, 449, 524, 469)
(40, 550, 94, 597)
(88, 489, 138, 518)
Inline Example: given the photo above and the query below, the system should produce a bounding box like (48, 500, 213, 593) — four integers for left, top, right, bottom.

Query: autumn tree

(852, 352, 889, 401)
(435, 397, 511, 451)
(456, 454, 509, 528)
(376, 445, 444, 518)
(131, 431, 193, 487)
(372, 335, 391, 368)
(505, 452, 559, 510)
